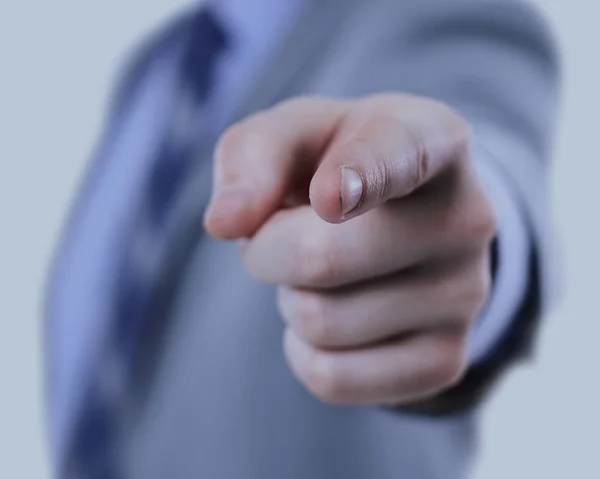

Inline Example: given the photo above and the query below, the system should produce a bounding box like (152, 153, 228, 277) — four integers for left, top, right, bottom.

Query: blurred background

(0, 0, 598, 477)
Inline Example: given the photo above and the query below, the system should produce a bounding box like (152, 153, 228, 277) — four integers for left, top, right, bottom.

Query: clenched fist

(204, 94, 496, 406)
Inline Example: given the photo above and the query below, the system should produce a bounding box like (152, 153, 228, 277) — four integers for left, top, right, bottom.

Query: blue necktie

(64, 9, 227, 478)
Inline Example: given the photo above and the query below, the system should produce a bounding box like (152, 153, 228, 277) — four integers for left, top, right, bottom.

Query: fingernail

(340, 167, 364, 216)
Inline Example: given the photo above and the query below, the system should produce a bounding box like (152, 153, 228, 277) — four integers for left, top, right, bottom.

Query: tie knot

(190, 7, 229, 52)
(183, 7, 229, 100)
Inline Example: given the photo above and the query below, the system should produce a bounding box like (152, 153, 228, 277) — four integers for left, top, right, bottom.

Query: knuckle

(452, 193, 497, 249)
(294, 293, 335, 347)
(469, 197, 498, 244)
(427, 338, 468, 390)
(474, 262, 493, 312)
(350, 138, 393, 204)
(362, 116, 426, 198)
(402, 126, 429, 194)
(303, 352, 348, 403)
(296, 232, 340, 286)
(449, 113, 472, 159)
(215, 119, 273, 178)
(455, 266, 492, 325)
(346, 113, 402, 201)
(215, 122, 248, 162)
(430, 100, 471, 161)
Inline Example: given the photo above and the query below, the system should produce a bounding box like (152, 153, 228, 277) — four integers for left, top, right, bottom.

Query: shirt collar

(208, 0, 304, 57)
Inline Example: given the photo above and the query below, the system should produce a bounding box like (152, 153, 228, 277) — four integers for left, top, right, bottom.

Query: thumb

(309, 97, 469, 223)
(204, 98, 349, 240)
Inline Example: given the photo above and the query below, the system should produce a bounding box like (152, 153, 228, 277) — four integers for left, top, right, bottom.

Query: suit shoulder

(376, 0, 556, 43)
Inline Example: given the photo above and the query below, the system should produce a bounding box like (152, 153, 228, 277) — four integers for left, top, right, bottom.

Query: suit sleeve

(386, 0, 561, 414)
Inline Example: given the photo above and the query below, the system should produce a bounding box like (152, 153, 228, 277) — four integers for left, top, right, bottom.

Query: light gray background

(0, 1, 597, 477)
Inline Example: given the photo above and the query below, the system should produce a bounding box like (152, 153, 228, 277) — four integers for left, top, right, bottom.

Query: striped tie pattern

(63, 9, 227, 478)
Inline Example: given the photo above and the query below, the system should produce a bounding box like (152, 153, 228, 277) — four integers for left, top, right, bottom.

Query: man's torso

(121, 2, 481, 478)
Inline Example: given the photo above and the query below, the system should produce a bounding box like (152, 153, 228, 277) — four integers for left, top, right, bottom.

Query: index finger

(204, 97, 349, 240)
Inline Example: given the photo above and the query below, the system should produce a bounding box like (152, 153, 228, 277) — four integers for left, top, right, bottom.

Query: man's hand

(204, 94, 496, 406)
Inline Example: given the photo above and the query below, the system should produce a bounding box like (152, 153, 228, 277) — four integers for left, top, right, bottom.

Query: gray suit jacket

(51, 0, 560, 477)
